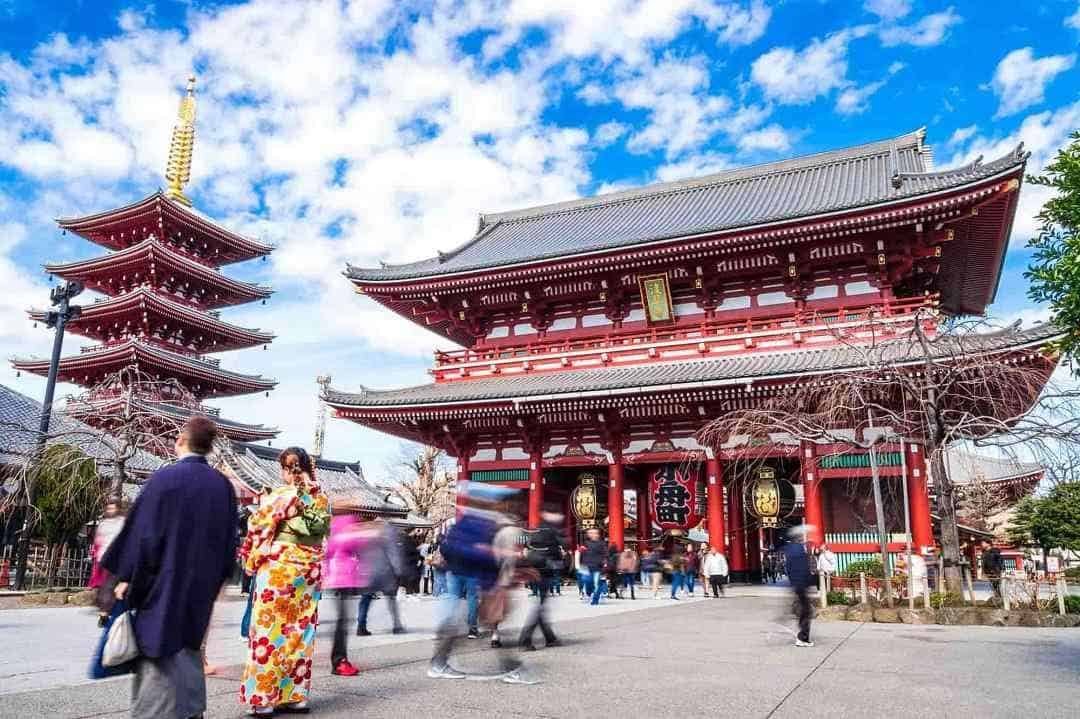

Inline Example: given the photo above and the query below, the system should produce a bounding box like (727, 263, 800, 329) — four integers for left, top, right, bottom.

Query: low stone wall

(816, 604, 1080, 627)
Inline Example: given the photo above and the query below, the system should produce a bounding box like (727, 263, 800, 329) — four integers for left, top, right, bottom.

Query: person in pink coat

(325, 513, 372, 676)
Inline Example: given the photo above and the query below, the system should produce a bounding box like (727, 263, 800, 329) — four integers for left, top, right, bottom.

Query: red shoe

(333, 659, 360, 676)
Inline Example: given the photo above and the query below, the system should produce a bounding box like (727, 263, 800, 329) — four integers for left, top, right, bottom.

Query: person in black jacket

(519, 509, 567, 649)
(581, 528, 608, 605)
(784, 526, 815, 647)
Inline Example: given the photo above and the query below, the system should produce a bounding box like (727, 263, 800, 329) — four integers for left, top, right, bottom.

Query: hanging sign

(570, 473, 598, 529)
(649, 464, 703, 531)
(638, 273, 674, 325)
(745, 466, 796, 528)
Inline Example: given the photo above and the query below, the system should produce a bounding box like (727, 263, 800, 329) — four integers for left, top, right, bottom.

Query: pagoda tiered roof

(45, 237, 273, 309)
(13, 338, 276, 399)
(58, 191, 272, 265)
(29, 287, 274, 354)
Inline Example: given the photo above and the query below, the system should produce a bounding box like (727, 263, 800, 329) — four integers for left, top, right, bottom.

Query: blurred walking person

(240, 447, 331, 715)
(669, 547, 687, 600)
(785, 526, 815, 647)
(617, 546, 639, 600)
(356, 519, 407, 636)
(641, 547, 662, 598)
(684, 545, 699, 597)
(101, 417, 236, 719)
(90, 501, 125, 628)
(704, 548, 728, 597)
(325, 513, 369, 677)
(581, 528, 608, 605)
(519, 508, 566, 649)
(430, 483, 536, 683)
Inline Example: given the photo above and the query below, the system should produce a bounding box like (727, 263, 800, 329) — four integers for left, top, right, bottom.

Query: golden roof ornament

(164, 75, 197, 206)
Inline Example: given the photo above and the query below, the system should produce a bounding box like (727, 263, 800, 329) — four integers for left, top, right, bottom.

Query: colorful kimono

(239, 477, 330, 710)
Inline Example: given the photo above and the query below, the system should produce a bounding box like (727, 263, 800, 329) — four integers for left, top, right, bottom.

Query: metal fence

(1, 543, 92, 590)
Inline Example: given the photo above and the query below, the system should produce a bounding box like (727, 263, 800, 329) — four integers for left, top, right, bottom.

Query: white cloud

(835, 79, 887, 115)
(615, 54, 733, 158)
(1067, 3, 1080, 30)
(990, 47, 1076, 118)
(594, 121, 628, 146)
(654, 152, 733, 183)
(485, 0, 771, 65)
(751, 27, 872, 105)
(946, 124, 977, 147)
(879, 8, 962, 47)
(864, 0, 911, 21)
(736, 124, 793, 152)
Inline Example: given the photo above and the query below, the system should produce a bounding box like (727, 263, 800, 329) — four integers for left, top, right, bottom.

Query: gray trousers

(132, 647, 205, 719)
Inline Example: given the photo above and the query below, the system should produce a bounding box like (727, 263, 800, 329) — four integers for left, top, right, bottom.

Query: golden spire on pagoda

(164, 75, 197, 206)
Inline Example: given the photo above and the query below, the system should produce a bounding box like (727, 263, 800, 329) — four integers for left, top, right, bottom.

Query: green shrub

(929, 591, 964, 609)
(1065, 595, 1080, 614)
(826, 590, 851, 606)
(1064, 566, 1080, 580)
(843, 559, 885, 578)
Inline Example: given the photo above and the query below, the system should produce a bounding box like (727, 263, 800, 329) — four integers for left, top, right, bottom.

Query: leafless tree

(699, 308, 1080, 594)
(387, 444, 456, 528)
(955, 474, 1013, 533)
(65, 365, 198, 501)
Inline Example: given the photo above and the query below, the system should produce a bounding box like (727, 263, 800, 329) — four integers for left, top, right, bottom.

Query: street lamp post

(12, 280, 83, 590)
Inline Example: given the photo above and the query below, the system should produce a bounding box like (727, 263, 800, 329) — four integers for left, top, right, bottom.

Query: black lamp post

(13, 280, 83, 590)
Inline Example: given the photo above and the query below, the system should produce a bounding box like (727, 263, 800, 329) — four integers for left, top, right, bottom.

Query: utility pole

(313, 374, 332, 458)
(866, 409, 894, 607)
(14, 280, 84, 590)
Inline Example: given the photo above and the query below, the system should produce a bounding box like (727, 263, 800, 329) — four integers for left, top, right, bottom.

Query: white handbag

(102, 611, 140, 667)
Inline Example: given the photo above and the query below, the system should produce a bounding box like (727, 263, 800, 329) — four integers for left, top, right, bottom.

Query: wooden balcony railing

(430, 295, 936, 382)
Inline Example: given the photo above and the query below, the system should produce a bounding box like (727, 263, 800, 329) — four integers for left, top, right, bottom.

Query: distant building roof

(0, 383, 162, 477)
(943, 449, 1044, 487)
(348, 129, 1026, 283)
(219, 442, 407, 516)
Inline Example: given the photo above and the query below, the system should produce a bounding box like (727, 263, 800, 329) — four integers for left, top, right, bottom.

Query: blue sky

(1, 0, 1078, 474)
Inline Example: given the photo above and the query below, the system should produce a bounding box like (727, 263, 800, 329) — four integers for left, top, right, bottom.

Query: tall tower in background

(13, 77, 279, 443)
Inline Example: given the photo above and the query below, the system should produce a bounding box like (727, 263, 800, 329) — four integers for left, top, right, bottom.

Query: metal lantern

(744, 466, 796, 528)
(570, 472, 598, 529)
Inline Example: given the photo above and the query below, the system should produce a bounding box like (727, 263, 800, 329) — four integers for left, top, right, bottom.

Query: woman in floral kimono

(240, 447, 331, 715)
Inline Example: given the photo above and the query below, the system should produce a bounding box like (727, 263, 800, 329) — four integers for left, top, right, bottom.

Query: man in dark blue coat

(784, 526, 815, 648)
(102, 416, 237, 719)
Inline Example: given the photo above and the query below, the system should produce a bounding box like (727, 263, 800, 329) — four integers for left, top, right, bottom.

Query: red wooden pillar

(527, 449, 543, 529)
(706, 452, 726, 553)
(801, 441, 825, 548)
(727, 476, 747, 574)
(608, 453, 625, 550)
(455, 453, 471, 518)
(906, 442, 934, 553)
(636, 483, 651, 548)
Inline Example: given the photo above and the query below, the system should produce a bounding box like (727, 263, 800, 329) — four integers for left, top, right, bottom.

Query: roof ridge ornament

(164, 76, 197, 207)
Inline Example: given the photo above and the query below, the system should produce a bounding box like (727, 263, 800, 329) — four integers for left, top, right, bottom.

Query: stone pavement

(1, 586, 1077, 718)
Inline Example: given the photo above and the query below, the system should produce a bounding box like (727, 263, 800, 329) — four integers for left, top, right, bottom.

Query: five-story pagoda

(12, 77, 277, 443)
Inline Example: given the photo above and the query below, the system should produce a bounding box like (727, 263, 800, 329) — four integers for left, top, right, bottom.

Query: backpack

(440, 514, 499, 584)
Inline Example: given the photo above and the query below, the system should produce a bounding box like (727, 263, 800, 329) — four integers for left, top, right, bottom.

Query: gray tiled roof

(223, 442, 406, 515)
(944, 449, 1043, 486)
(348, 130, 1027, 282)
(325, 322, 1061, 408)
(0, 383, 163, 475)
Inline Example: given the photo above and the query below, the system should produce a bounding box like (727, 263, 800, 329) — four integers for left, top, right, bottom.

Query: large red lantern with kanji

(649, 464, 703, 531)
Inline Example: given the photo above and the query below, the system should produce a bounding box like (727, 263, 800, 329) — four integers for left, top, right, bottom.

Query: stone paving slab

(1, 591, 1077, 718)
